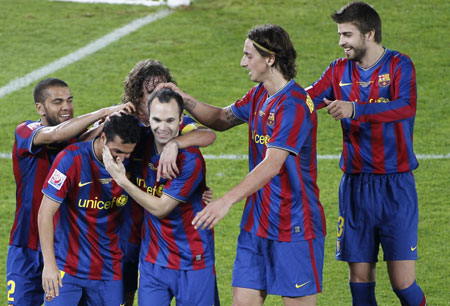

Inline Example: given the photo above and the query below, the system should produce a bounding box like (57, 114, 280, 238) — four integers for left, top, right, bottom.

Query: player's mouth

(60, 114, 72, 121)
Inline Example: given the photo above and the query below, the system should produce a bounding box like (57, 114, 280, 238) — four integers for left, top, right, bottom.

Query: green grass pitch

(1, 0, 449, 304)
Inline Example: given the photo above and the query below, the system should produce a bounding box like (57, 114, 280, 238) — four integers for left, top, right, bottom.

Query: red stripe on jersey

(10, 144, 24, 246)
(64, 158, 82, 276)
(277, 164, 292, 241)
(308, 239, 322, 293)
(161, 218, 181, 270)
(145, 215, 160, 264)
(286, 95, 306, 149)
(179, 203, 206, 270)
(349, 121, 363, 172)
(394, 122, 409, 172)
(242, 195, 256, 232)
(371, 123, 386, 173)
(256, 184, 271, 239)
(298, 160, 314, 239)
(108, 180, 124, 280)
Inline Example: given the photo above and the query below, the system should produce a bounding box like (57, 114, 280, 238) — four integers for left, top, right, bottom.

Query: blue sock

(393, 281, 427, 306)
(349, 282, 377, 306)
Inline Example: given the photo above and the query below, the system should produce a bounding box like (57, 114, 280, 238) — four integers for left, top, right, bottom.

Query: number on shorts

(337, 216, 344, 237)
(7, 280, 15, 302)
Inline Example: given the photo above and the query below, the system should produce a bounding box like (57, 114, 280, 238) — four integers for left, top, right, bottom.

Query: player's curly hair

(33, 78, 69, 104)
(331, 2, 382, 43)
(247, 24, 297, 80)
(103, 113, 141, 144)
(122, 59, 176, 107)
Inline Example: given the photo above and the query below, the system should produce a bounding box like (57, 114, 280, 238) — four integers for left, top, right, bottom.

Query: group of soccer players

(7, 1, 427, 306)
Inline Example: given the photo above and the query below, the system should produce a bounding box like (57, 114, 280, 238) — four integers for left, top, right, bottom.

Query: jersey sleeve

(230, 86, 259, 123)
(306, 62, 336, 110)
(42, 149, 76, 203)
(162, 152, 204, 203)
(353, 54, 417, 123)
(267, 95, 313, 155)
(15, 121, 45, 156)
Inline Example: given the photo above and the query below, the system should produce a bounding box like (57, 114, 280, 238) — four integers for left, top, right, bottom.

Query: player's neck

(358, 44, 385, 69)
(93, 137, 103, 163)
(264, 72, 290, 97)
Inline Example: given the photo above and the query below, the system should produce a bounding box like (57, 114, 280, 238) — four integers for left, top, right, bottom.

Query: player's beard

(43, 106, 72, 126)
(347, 46, 367, 62)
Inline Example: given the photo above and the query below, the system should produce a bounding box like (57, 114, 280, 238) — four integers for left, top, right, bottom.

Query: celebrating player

(7, 78, 133, 306)
(38, 114, 141, 305)
(157, 24, 326, 305)
(119, 59, 216, 305)
(306, 2, 426, 305)
(104, 88, 218, 305)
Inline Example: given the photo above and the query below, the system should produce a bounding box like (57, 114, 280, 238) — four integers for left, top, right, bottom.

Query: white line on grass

(1, 153, 449, 160)
(53, 0, 164, 6)
(0, 9, 172, 99)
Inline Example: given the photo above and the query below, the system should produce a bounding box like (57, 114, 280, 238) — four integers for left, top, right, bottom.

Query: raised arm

(33, 103, 135, 146)
(192, 147, 289, 230)
(155, 82, 244, 131)
(38, 195, 62, 298)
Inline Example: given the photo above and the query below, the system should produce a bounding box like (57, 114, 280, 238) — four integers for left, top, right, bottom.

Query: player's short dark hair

(103, 113, 141, 144)
(331, 2, 382, 43)
(33, 78, 69, 104)
(148, 88, 184, 117)
(122, 59, 177, 107)
(247, 24, 297, 80)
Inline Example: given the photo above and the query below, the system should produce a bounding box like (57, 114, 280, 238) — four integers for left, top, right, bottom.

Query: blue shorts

(336, 172, 419, 262)
(44, 272, 123, 306)
(121, 241, 140, 292)
(6, 245, 44, 305)
(138, 260, 219, 306)
(232, 230, 324, 297)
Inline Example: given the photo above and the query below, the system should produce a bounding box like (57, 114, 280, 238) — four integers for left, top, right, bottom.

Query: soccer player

(38, 113, 141, 305)
(7, 78, 133, 306)
(103, 88, 218, 306)
(119, 59, 216, 306)
(157, 24, 326, 305)
(305, 2, 426, 305)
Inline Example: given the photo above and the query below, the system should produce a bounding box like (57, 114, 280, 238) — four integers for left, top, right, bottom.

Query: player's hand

(157, 140, 179, 182)
(42, 263, 62, 298)
(109, 102, 136, 115)
(103, 146, 127, 185)
(192, 198, 231, 230)
(324, 98, 353, 120)
(202, 186, 214, 204)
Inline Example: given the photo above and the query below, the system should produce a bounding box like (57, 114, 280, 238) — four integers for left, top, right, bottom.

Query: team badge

(267, 112, 275, 126)
(306, 94, 314, 113)
(45, 294, 54, 302)
(26, 122, 41, 130)
(48, 169, 66, 190)
(378, 73, 391, 87)
(116, 195, 128, 207)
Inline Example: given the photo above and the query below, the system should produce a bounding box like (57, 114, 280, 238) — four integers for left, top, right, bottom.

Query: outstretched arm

(38, 195, 62, 298)
(154, 82, 244, 131)
(33, 102, 135, 146)
(192, 147, 289, 230)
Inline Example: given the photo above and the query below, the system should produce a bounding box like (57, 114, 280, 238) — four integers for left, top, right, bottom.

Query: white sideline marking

(53, 0, 164, 6)
(1, 153, 449, 160)
(0, 9, 172, 99)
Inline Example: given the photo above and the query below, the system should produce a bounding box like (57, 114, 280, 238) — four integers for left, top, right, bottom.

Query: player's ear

(179, 112, 184, 124)
(266, 54, 276, 67)
(35, 102, 45, 116)
(100, 132, 107, 144)
(366, 29, 376, 42)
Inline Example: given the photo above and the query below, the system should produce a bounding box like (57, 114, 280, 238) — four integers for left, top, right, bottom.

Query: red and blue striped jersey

(42, 140, 128, 280)
(131, 134, 214, 271)
(306, 48, 418, 174)
(10, 120, 77, 250)
(119, 115, 204, 253)
(231, 80, 326, 242)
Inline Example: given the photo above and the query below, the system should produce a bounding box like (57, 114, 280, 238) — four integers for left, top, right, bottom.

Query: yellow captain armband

(181, 123, 199, 135)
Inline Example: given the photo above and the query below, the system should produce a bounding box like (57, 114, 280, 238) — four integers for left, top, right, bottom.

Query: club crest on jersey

(378, 73, 391, 87)
(48, 169, 66, 190)
(267, 112, 275, 126)
(45, 294, 54, 302)
(116, 195, 128, 207)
